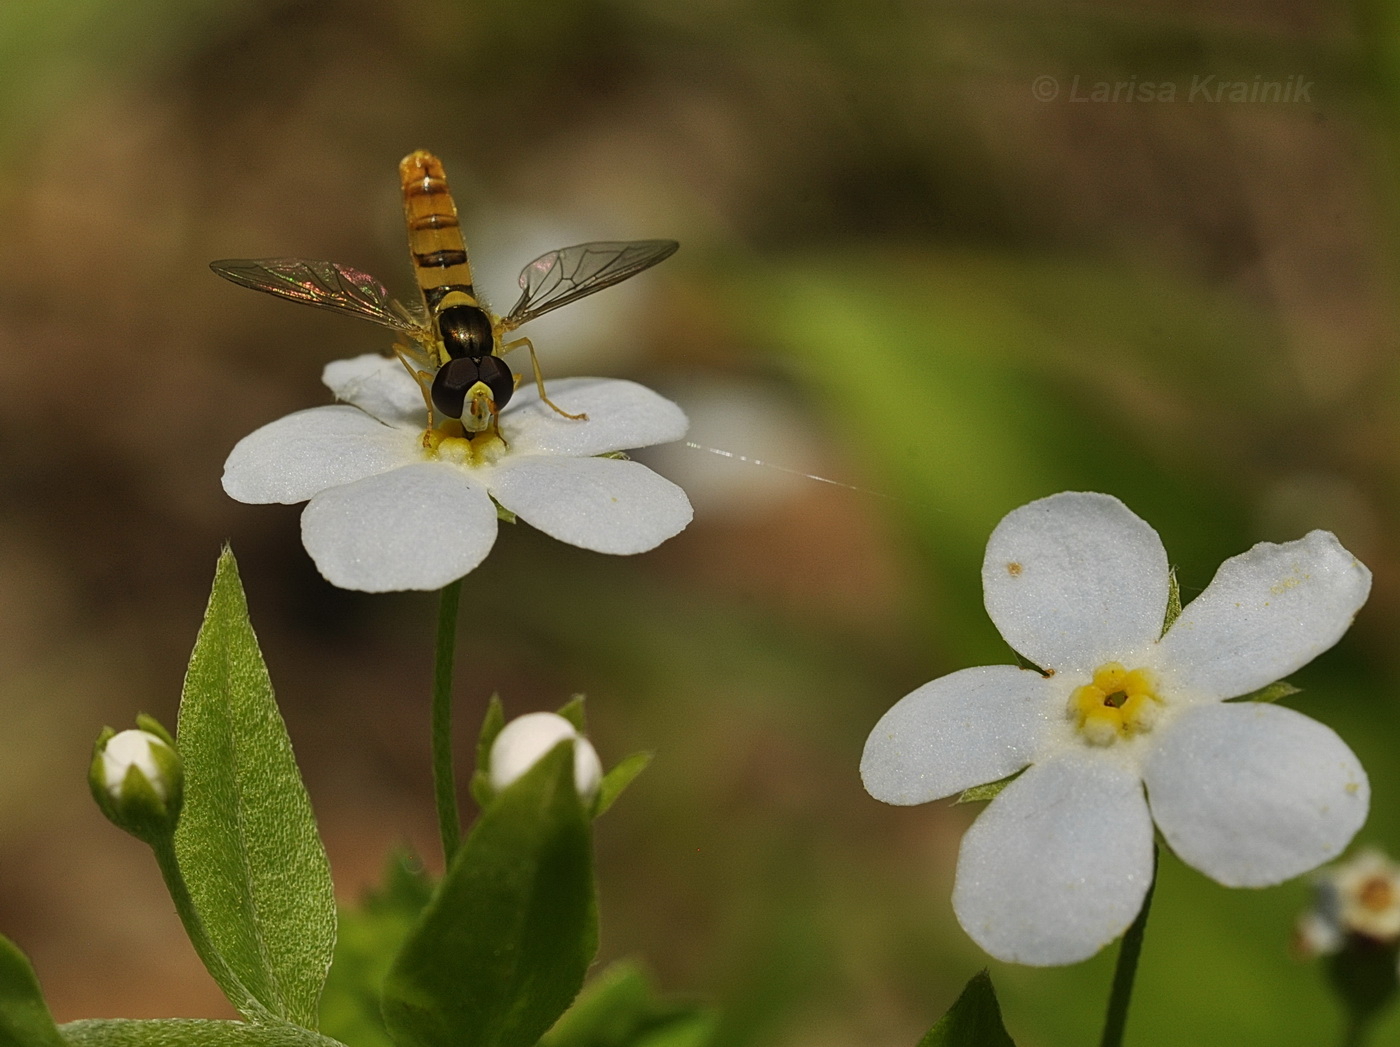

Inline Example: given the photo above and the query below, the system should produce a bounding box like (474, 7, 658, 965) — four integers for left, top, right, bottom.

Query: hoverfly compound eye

(430, 358, 476, 419)
(437, 304, 494, 360)
(477, 354, 514, 411)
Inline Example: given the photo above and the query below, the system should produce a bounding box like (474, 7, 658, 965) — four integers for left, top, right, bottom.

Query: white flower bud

(489, 712, 602, 800)
(102, 729, 174, 802)
(89, 719, 183, 844)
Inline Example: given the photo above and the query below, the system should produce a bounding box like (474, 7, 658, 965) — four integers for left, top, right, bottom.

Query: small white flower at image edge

(222, 353, 693, 592)
(102, 729, 174, 802)
(1296, 848, 1400, 955)
(489, 711, 603, 801)
(861, 491, 1371, 966)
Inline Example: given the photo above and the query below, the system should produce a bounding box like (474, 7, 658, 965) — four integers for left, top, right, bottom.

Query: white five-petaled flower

(861, 491, 1371, 966)
(222, 354, 693, 591)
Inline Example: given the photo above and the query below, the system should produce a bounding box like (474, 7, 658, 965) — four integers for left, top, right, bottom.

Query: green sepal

(470, 696, 508, 809)
(595, 751, 653, 817)
(319, 852, 434, 1047)
(1162, 567, 1182, 635)
(1230, 679, 1301, 703)
(382, 741, 598, 1047)
(0, 933, 64, 1047)
(957, 770, 1023, 805)
(540, 961, 716, 1047)
(556, 695, 588, 734)
(916, 970, 1016, 1047)
(135, 714, 176, 748)
(1011, 653, 1047, 675)
(59, 1018, 351, 1047)
(493, 501, 518, 524)
(174, 548, 336, 1028)
(598, 451, 631, 461)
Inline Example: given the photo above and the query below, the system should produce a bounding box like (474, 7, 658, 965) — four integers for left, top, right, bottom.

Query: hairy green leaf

(60, 1019, 348, 1047)
(541, 961, 716, 1047)
(174, 548, 336, 1027)
(917, 971, 1016, 1047)
(0, 934, 63, 1047)
(383, 742, 597, 1047)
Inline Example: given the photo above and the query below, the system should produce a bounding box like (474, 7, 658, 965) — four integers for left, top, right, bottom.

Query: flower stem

(432, 578, 464, 865)
(151, 836, 271, 1021)
(1099, 843, 1158, 1047)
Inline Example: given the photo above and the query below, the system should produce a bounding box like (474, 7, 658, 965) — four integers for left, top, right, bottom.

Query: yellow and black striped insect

(211, 150, 678, 434)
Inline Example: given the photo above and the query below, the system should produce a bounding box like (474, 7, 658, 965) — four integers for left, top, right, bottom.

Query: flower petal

(982, 492, 1170, 677)
(300, 463, 498, 591)
(502, 378, 689, 458)
(952, 753, 1155, 966)
(1155, 530, 1370, 700)
(489, 455, 692, 554)
(1143, 702, 1368, 887)
(223, 405, 418, 504)
(322, 353, 427, 428)
(861, 666, 1057, 805)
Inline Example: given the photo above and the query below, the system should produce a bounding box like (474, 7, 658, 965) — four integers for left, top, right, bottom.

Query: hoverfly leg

(393, 344, 438, 437)
(500, 336, 588, 421)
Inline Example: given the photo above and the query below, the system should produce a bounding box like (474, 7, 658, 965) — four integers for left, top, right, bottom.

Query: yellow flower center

(1068, 662, 1161, 746)
(421, 420, 507, 467)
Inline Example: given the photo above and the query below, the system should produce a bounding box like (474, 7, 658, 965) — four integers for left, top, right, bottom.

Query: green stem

(1340, 1017, 1368, 1047)
(151, 836, 271, 1021)
(432, 578, 464, 864)
(1099, 843, 1158, 1047)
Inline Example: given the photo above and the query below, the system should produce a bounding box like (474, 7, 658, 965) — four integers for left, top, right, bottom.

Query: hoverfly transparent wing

(210, 258, 426, 332)
(502, 240, 679, 330)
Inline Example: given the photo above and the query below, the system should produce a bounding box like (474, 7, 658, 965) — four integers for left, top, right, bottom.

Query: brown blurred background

(3, 0, 1400, 1044)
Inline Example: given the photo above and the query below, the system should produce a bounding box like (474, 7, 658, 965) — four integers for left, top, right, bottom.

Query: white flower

(222, 354, 693, 591)
(861, 491, 1371, 966)
(489, 712, 603, 800)
(101, 729, 176, 802)
(1296, 849, 1400, 955)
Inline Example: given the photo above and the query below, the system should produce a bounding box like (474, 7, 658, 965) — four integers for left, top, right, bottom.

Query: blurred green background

(2, 0, 1399, 1043)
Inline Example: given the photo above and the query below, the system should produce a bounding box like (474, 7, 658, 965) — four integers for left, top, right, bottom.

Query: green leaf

(174, 548, 336, 1027)
(540, 961, 716, 1047)
(0, 933, 63, 1047)
(60, 1018, 349, 1047)
(956, 770, 1023, 805)
(1231, 680, 1302, 703)
(383, 742, 597, 1047)
(319, 852, 434, 1047)
(1162, 567, 1182, 635)
(916, 971, 1016, 1047)
(595, 752, 653, 817)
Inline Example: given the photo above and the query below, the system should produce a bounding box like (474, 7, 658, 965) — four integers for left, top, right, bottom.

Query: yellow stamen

(1068, 661, 1164, 744)
(422, 424, 506, 466)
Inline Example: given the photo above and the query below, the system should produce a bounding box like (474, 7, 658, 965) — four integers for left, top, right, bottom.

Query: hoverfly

(211, 150, 678, 435)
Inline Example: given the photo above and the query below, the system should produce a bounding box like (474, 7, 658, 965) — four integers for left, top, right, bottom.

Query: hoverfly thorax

(436, 303, 495, 362)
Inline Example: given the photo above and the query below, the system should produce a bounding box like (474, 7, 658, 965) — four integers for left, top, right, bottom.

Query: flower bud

(89, 717, 183, 844)
(488, 712, 602, 801)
